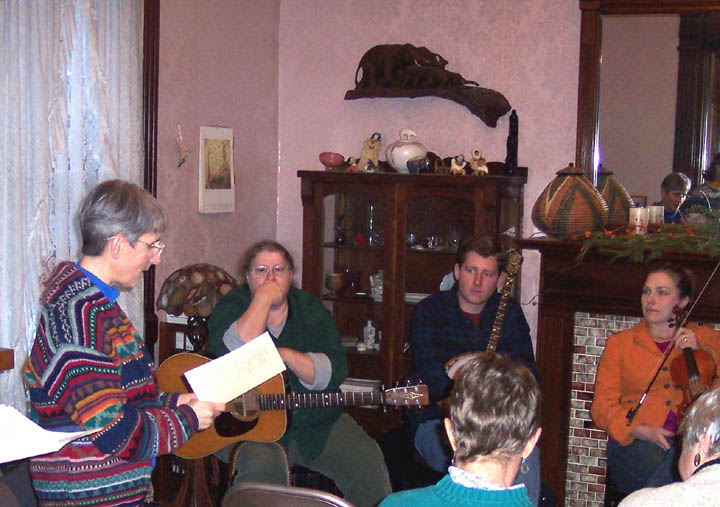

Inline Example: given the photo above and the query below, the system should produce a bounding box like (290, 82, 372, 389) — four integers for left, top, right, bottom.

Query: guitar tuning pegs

(405, 378, 413, 386)
(394, 381, 400, 388)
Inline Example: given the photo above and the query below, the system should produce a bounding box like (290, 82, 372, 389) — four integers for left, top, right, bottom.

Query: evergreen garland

(571, 211, 720, 263)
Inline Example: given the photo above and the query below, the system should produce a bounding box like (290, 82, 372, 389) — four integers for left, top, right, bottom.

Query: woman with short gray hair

(380, 353, 541, 506)
(620, 386, 720, 506)
(24, 179, 224, 505)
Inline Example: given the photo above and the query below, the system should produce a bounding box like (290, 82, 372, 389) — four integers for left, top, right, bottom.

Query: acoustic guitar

(445, 250, 524, 379)
(157, 352, 429, 459)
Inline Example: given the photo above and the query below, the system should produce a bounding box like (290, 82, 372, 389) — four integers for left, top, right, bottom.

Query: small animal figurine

(358, 132, 382, 172)
(346, 156, 361, 172)
(470, 148, 489, 176)
(450, 154, 467, 175)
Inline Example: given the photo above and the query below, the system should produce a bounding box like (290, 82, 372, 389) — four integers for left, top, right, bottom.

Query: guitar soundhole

(215, 412, 259, 438)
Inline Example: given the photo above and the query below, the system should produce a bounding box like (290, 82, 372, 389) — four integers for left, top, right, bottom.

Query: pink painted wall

(156, 0, 582, 340)
(599, 15, 679, 206)
(156, 0, 280, 305)
(277, 0, 581, 338)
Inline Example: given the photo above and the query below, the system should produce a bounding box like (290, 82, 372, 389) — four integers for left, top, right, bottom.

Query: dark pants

(606, 437, 679, 494)
(216, 414, 391, 507)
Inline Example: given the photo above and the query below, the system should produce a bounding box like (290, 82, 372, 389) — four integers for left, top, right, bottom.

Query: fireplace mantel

(518, 238, 720, 504)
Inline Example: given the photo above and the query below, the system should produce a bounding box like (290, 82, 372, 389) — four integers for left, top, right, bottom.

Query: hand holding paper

(183, 332, 286, 403)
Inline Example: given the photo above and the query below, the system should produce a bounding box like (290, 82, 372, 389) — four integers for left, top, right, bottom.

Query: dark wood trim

(143, 0, 160, 353)
(674, 14, 713, 183)
(576, 1, 720, 185)
(576, 10, 602, 180)
(580, 0, 720, 15)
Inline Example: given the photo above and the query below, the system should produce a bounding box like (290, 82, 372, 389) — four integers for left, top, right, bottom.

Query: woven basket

(532, 164, 609, 237)
(597, 165, 634, 225)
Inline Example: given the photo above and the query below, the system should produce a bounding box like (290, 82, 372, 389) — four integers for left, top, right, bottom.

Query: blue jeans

(414, 418, 541, 505)
(606, 437, 679, 494)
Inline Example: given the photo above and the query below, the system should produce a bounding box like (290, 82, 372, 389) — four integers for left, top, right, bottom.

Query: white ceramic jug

(385, 129, 427, 173)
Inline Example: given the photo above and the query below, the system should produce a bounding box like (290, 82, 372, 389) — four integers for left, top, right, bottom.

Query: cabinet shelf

(325, 242, 459, 255)
(322, 294, 376, 303)
(323, 242, 384, 251)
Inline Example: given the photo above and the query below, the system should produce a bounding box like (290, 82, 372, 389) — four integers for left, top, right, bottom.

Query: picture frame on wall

(198, 125, 235, 213)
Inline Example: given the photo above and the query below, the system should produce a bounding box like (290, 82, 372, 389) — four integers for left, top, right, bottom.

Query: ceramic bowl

(319, 152, 345, 170)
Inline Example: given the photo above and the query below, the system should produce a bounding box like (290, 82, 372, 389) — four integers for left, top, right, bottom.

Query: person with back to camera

(654, 172, 691, 224)
(409, 235, 541, 504)
(380, 353, 542, 506)
(208, 240, 391, 507)
(23, 180, 225, 506)
(682, 152, 720, 220)
(591, 263, 720, 495)
(618, 386, 720, 506)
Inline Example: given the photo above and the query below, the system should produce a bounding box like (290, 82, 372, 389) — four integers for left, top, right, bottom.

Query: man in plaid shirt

(409, 236, 541, 505)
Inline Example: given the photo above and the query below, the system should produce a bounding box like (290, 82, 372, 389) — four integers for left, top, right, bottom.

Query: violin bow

(625, 260, 720, 425)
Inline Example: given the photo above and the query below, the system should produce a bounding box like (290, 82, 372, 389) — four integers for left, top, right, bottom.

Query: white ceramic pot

(385, 129, 427, 173)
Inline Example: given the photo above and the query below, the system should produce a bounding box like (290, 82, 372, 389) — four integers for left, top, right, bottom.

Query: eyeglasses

(106, 235, 166, 256)
(135, 238, 166, 256)
(251, 264, 292, 278)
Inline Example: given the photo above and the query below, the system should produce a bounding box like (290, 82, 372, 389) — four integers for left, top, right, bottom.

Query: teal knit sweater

(379, 475, 533, 507)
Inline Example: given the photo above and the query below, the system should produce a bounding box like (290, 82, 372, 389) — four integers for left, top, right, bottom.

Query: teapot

(385, 129, 427, 173)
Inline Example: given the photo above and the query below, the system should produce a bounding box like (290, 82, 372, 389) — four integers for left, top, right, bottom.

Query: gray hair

(238, 240, 296, 279)
(79, 179, 166, 256)
(449, 353, 540, 465)
(681, 386, 720, 457)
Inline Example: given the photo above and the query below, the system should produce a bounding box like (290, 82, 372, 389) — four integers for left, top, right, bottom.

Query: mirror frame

(576, 0, 720, 184)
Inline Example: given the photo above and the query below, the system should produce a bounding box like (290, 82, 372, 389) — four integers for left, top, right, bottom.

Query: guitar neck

(487, 279, 515, 352)
(259, 391, 384, 411)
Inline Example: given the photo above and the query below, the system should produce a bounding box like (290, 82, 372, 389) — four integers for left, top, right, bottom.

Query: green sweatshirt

(208, 285, 348, 460)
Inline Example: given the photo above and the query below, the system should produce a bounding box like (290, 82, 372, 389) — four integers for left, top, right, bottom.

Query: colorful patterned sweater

(24, 262, 199, 506)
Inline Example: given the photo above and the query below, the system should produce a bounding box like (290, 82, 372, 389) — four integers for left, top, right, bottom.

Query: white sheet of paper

(183, 331, 286, 403)
(0, 405, 99, 464)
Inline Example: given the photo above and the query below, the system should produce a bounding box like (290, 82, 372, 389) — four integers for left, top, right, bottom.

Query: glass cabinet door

(404, 195, 475, 296)
(321, 192, 386, 378)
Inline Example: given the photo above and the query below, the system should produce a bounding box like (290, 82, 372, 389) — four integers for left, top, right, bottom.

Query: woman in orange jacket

(591, 263, 720, 495)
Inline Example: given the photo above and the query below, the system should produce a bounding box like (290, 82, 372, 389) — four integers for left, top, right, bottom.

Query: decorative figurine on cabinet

(346, 156, 361, 172)
(470, 148, 489, 176)
(450, 155, 467, 175)
(358, 132, 382, 172)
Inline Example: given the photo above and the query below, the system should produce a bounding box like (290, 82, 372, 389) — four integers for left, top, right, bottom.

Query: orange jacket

(591, 320, 720, 445)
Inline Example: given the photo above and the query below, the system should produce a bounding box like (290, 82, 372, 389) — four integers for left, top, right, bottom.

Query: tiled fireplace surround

(567, 312, 719, 506)
(566, 312, 640, 506)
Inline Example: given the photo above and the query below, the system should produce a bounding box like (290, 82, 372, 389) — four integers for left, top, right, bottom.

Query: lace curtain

(0, 0, 144, 411)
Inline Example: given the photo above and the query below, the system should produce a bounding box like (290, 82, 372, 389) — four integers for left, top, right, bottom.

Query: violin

(668, 308, 717, 420)
(626, 304, 717, 425)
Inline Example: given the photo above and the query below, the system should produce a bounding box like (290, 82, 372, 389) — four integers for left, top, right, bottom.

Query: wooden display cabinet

(298, 166, 526, 407)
